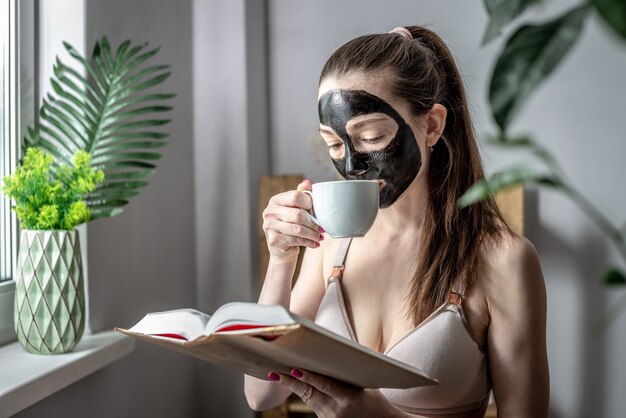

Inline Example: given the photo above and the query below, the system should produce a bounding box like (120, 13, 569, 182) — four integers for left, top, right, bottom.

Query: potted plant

(460, 0, 626, 324)
(1, 36, 173, 353)
(2, 148, 103, 353)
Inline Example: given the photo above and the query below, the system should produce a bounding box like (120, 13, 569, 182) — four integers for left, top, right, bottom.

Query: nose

(345, 151, 370, 177)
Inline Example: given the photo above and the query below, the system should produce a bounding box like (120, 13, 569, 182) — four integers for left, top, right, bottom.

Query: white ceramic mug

(304, 180, 379, 238)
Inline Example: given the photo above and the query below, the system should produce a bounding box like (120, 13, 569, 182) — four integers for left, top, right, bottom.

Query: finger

(270, 190, 312, 211)
(266, 226, 319, 249)
(264, 208, 321, 246)
(265, 227, 319, 250)
(268, 206, 319, 237)
(290, 368, 356, 400)
(274, 372, 330, 408)
(296, 179, 313, 192)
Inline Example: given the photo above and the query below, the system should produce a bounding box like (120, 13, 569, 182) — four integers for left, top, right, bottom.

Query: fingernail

(291, 369, 303, 378)
(319, 234, 325, 241)
(318, 226, 325, 233)
(268, 372, 280, 381)
(315, 242, 321, 248)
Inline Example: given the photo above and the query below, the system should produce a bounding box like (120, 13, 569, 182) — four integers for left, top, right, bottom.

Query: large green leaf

(489, 5, 589, 132)
(482, 0, 543, 44)
(23, 37, 174, 219)
(593, 0, 626, 40)
(458, 167, 558, 208)
(601, 268, 626, 285)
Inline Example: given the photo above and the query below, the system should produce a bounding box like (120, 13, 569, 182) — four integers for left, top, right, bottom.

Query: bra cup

(314, 279, 491, 414)
(380, 309, 490, 411)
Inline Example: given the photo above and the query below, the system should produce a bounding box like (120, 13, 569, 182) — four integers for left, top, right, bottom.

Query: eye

(362, 136, 384, 143)
(328, 143, 343, 151)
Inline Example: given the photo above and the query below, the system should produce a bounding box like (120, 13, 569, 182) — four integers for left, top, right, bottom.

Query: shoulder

(484, 232, 540, 271)
(479, 232, 546, 322)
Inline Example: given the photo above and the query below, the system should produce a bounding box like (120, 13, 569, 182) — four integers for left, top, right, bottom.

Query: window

(0, 0, 34, 345)
(1, 0, 17, 284)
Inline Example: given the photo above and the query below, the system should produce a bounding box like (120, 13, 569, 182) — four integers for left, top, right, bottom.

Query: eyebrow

(347, 117, 390, 130)
(319, 127, 337, 135)
(319, 116, 391, 136)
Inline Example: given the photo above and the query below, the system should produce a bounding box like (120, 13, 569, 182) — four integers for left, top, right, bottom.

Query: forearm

(245, 256, 298, 409)
(258, 256, 299, 307)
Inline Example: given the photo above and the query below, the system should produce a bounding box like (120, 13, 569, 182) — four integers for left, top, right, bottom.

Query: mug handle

(302, 190, 321, 227)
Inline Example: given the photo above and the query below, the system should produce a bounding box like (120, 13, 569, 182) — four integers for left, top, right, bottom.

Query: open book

(115, 302, 437, 389)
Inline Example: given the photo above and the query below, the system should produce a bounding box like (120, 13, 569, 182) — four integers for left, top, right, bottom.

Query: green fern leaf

(23, 37, 174, 219)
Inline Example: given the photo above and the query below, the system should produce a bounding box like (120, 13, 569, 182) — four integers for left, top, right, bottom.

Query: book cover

(115, 304, 437, 389)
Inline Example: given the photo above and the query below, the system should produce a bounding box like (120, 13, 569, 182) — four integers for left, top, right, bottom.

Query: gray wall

(268, 1, 626, 417)
(192, 0, 267, 416)
(16, 0, 199, 416)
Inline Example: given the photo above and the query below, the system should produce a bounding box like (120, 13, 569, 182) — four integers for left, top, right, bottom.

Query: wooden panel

(495, 185, 524, 235)
(485, 403, 498, 418)
(260, 402, 288, 418)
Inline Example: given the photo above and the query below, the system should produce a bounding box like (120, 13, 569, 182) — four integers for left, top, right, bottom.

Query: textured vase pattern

(14, 230, 85, 354)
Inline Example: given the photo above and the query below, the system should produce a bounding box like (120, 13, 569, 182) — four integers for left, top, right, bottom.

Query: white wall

(268, 1, 626, 417)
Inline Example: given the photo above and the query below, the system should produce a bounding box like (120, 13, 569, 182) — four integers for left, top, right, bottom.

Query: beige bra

(314, 238, 491, 417)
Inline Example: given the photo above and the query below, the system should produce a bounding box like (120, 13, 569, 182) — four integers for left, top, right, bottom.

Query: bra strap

(331, 238, 353, 279)
(449, 281, 466, 305)
(451, 281, 466, 296)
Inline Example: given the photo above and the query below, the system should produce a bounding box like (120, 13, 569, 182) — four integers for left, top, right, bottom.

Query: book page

(128, 308, 211, 341)
(204, 302, 295, 335)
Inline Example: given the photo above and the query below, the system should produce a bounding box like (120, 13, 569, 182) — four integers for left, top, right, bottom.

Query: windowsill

(0, 281, 16, 346)
(0, 331, 135, 417)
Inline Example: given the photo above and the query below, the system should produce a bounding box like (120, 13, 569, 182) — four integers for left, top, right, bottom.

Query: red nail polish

(268, 372, 280, 381)
(319, 234, 325, 241)
(318, 226, 325, 233)
(315, 242, 320, 248)
(291, 369, 303, 378)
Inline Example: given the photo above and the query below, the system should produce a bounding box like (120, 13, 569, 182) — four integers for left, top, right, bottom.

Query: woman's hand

(262, 179, 323, 262)
(269, 368, 408, 418)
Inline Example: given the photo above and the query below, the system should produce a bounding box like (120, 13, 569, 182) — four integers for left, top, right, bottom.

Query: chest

(321, 238, 488, 353)
(321, 239, 418, 352)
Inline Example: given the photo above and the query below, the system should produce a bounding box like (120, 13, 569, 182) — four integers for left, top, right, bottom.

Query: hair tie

(388, 27, 413, 40)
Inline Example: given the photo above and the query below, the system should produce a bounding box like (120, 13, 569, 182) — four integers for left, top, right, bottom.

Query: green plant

(2, 147, 104, 230)
(459, 0, 626, 323)
(24, 37, 174, 220)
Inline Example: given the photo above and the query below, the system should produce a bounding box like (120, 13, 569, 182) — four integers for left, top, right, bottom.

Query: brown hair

(320, 26, 511, 326)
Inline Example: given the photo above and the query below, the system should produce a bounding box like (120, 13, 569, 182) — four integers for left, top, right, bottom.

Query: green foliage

(482, 0, 542, 44)
(593, 0, 626, 39)
(489, 5, 589, 132)
(458, 167, 557, 208)
(23, 37, 174, 220)
(601, 268, 626, 285)
(469, 0, 626, 300)
(1, 147, 104, 230)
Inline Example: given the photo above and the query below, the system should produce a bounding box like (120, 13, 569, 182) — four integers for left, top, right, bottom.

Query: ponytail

(320, 26, 511, 326)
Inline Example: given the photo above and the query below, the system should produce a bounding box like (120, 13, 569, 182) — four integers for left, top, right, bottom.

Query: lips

(377, 180, 386, 191)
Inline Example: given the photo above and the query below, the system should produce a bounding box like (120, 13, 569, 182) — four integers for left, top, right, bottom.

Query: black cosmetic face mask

(318, 89, 422, 208)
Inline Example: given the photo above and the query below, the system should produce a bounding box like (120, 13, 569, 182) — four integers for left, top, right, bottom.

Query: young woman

(244, 25, 549, 418)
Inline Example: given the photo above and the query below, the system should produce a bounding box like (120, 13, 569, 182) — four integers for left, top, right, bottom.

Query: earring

(429, 144, 434, 152)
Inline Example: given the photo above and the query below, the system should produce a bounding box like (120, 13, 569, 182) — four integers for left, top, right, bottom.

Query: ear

(425, 103, 447, 147)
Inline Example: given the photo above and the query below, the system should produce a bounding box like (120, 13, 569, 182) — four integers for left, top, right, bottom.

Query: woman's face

(318, 74, 428, 208)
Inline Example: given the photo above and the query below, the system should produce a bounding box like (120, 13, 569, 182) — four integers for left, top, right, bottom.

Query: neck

(370, 175, 429, 239)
